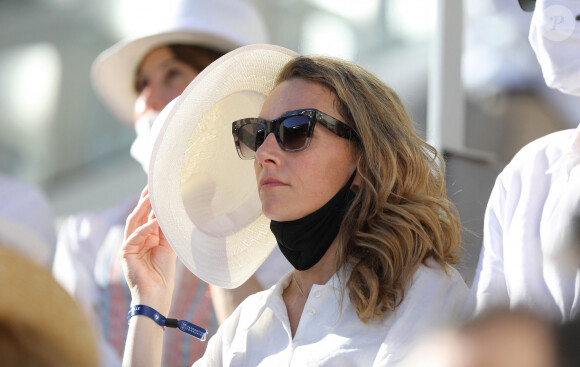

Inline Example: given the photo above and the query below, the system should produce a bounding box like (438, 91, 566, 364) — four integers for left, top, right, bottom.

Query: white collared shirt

(466, 124, 580, 322)
(194, 260, 467, 367)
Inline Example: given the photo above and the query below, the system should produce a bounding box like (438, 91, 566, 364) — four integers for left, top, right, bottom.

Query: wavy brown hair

(276, 56, 462, 323)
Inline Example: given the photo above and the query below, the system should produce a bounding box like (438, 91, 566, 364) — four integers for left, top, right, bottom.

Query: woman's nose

(134, 86, 168, 122)
(255, 132, 282, 164)
(142, 85, 169, 112)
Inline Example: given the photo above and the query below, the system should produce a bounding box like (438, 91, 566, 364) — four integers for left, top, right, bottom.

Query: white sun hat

(91, 0, 268, 124)
(148, 44, 298, 288)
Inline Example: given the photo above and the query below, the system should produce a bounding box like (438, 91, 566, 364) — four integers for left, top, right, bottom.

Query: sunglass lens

(238, 122, 264, 158)
(279, 115, 310, 150)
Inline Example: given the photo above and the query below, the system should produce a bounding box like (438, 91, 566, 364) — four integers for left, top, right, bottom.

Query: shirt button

(314, 290, 322, 298)
(308, 308, 316, 316)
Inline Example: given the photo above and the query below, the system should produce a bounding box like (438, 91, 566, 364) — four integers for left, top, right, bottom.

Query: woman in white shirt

(120, 45, 468, 366)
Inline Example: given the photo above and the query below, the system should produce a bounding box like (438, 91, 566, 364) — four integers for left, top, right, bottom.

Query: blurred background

(1, 0, 579, 284)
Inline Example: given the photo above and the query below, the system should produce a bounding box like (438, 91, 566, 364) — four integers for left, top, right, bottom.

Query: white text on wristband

(127, 304, 208, 341)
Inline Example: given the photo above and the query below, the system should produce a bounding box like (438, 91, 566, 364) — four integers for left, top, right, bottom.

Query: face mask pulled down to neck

(270, 171, 357, 271)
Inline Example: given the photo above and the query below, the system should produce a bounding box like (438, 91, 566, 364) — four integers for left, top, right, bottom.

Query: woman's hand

(119, 186, 176, 313)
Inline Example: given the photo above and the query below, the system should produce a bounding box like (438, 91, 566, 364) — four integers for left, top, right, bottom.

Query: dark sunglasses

(518, 0, 535, 12)
(232, 108, 358, 160)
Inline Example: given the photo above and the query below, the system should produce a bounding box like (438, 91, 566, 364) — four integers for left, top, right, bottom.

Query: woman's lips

(260, 177, 286, 189)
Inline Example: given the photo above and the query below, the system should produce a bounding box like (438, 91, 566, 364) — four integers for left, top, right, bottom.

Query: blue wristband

(127, 305, 208, 341)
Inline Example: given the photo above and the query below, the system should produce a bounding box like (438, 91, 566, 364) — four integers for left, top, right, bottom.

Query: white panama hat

(91, 0, 268, 124)
(149, 44, 298, 288)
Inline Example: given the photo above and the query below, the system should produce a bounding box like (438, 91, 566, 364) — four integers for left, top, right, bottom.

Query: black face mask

(270, 171, 357, 270)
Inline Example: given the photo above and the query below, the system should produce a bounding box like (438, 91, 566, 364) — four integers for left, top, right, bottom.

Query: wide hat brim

(91, 30, 254, 124)
(90, 0, 269, 124)
(149, 44, 298, 289)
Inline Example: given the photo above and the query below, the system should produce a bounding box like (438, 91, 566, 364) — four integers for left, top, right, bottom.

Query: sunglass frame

(232, 108, 358, 160)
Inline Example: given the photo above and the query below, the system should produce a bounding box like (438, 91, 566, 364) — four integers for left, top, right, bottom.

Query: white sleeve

(463, 174, 510, 318)
(529, 0, 580, 96)
(0, 175, 57, 267)
(52, 213, 123, 367)
(52, 214, 102, 309)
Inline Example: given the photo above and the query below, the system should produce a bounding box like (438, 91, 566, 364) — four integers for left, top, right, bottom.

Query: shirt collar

(238, 267, 349, 331)
(237, 271, 292, 331)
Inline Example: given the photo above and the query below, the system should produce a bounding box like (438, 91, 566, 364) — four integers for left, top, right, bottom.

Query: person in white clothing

(51, 1, 292, 366)
(120, 44, 468, 366)
(0, 173, 56, 268)
(465, 0, 580, 322)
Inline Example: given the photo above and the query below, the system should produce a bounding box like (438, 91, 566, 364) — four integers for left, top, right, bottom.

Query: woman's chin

(262, 204, 296, 222)
(262, 210, 284, 222)
(262, 207, 307, 223)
